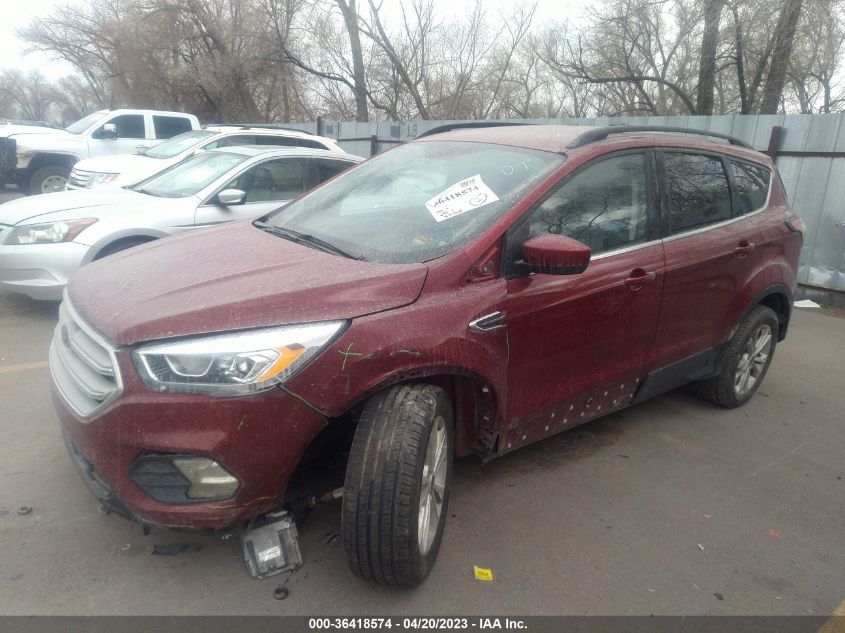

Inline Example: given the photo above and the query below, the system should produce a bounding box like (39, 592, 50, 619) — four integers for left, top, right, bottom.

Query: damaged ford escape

(50, 124, 803, 586)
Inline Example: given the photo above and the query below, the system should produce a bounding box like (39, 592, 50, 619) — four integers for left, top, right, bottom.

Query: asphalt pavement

(0, 214, 843, 615)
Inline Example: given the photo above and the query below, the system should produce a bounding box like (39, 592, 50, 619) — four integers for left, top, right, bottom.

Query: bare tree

(759, 0, 805, 112)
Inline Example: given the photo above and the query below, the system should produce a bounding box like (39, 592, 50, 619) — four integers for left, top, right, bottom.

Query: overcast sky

(1, 0, 590, 80)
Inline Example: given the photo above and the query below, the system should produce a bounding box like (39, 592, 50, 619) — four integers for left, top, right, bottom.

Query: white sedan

(0, 146, 361, 300)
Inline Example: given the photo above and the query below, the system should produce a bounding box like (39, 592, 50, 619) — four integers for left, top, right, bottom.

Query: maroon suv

(50, 124, 803, 586)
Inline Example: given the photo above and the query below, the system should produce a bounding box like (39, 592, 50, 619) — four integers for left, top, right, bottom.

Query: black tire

(342, 383, 453, 587)
(29, 165, 70, 195)
(695, 305, 779, 408)
(94, 238, 153, 260)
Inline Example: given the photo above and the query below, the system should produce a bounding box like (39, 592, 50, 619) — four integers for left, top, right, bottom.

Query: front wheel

(342, 383, 453, 586)
(695, 305, 779, 408)
(29, 165, 70, 194)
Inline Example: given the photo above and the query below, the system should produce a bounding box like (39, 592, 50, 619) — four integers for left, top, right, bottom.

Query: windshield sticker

(425, 175, 499, 222)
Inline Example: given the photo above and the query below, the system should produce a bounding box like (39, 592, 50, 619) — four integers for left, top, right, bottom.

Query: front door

(502, 151, 665, 447)
(194, 157, 310, 228)
(88, 114, 151, 157)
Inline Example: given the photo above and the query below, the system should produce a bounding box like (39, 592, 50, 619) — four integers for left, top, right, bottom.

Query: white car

(67, 125, 345, 190)
(0, 146, 361, 300)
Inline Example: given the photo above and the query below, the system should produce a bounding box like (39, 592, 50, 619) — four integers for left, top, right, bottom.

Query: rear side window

(257, 135, 298, 146)
(664, 153, 732, 233)
(730, 161, 771, 213)
(203, 135, 258, 149)
(315, 159, 353, 183)
(153, 116, 193, 139)
(93, 114, 145, 139)
(527, 153, 649, 254)
(297, 138, 330, 150)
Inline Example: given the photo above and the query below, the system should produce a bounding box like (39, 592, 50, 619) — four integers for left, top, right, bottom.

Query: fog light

(172, 457, 239, 500)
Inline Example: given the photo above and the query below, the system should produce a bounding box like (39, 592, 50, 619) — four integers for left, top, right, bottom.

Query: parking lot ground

(0, 288, 843, 616)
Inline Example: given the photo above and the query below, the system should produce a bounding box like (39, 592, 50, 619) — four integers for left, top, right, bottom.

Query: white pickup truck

(0, 109, 200, 194)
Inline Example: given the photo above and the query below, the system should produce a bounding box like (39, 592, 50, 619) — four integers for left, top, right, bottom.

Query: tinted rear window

(731, 160, 771, 213)
(664, 152, 732, 233)
(153, 116, 193, 139)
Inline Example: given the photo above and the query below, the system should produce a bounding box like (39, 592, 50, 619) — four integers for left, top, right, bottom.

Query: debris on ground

(120, 543, 131, 551)
(473, 566, 494, 581)
(151, 543, 202, 556)
(793, 299, 820, 308)
(273, 586, 290, 600)
(768, 529, 782, 538)
(714, 592, 725, 601)
(697, 544, 705, 551)
(16, 506, 32, 516)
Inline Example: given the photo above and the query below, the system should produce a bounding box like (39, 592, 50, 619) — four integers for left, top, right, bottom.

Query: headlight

(87, 172, 120, 186)
(133, 321, 347, 396)
(8, 218, 98, 245)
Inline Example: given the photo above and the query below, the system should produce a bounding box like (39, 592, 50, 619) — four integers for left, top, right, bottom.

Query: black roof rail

(415, 121, 537, 139)
(566, 125, 751, 149)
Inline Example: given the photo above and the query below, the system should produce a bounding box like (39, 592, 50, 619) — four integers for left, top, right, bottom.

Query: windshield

(144, 130, 216, 159)
(132, 151, 248, 198)
(261, 141, 563, 263)
(65, 111, 108, 135)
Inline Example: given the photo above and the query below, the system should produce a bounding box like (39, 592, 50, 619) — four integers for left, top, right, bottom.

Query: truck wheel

(695, 305, 779, 408)
(30, 165, 70, 194)
(342, 383, 453, 586)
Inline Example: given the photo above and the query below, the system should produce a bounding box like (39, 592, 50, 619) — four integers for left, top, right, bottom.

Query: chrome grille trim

(68, 168, 92, 188)
(49, 294, 122, 419)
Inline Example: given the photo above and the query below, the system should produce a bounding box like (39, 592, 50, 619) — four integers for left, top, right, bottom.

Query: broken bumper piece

(241, 512, 303, 579)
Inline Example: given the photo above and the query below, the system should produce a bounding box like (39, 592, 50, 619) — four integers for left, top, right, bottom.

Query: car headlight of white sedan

(133, 321, 347, 396)
(6, 218, 98, 245)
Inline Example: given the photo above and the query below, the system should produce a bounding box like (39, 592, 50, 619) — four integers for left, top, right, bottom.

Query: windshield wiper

(255, 222, 365, 260)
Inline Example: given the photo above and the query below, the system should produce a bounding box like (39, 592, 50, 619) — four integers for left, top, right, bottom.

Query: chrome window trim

(591, 237, 664, 260)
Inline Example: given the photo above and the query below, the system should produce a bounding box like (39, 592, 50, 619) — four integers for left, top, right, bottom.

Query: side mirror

(217, 188, 246, 206)
(520, 234, 591, 275)
(103, 123, 118, 140)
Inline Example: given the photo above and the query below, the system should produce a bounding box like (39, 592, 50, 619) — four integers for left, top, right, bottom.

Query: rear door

(652, 150, 762, 368)
(503, 150, 665, 441)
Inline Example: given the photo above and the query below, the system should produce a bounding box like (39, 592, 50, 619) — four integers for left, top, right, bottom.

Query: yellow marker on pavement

(473, 566, 493, 582)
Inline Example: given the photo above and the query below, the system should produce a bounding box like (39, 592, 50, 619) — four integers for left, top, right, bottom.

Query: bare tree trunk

(759, 0, 804, 114)
(336, 0, 369, 122)
(696, 0, 724, 115)
(731, 3, 750, 114)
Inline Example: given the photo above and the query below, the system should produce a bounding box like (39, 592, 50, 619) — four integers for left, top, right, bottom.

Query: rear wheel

(30, 165, 70, 194)
(342, 383, 453, 586)
(695, 305, 778, 408)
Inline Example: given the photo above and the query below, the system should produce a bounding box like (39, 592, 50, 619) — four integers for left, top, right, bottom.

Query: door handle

(735, 241, 756, 258)
(624, 269, 657, 291)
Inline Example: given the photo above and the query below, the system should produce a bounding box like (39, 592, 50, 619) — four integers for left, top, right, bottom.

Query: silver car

(0, 146, 362, 300)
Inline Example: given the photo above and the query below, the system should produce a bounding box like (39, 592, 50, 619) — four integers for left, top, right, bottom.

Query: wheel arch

(28, 152, 80, 172)
(730, 284, 793, 342)
(309, 367, 501, 460)
(87, 231, 166, 263)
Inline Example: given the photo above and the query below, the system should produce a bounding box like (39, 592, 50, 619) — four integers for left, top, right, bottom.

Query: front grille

(67, 168, 91, 188)
(49, 297, 122, 419)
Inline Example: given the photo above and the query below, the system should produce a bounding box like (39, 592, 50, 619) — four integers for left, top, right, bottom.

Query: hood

(0, 188, 142, 226)
(68, 221, 429, 345)
(74, 153, 165, 177)
(0, 124, 68, 138)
